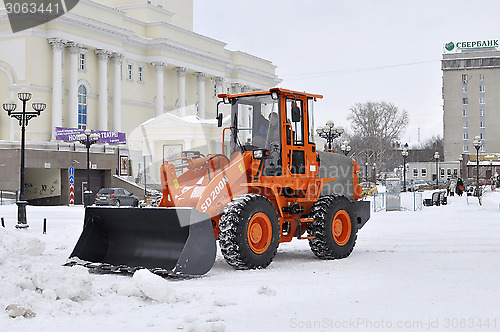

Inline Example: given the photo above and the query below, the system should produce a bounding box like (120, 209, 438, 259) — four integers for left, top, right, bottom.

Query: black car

(95, 188, 139, 207)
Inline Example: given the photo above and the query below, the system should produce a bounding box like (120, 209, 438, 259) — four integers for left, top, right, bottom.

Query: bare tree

(348, 101, 408, 143)
(414, 135, 443, 151)
(346, 101, 409, 172)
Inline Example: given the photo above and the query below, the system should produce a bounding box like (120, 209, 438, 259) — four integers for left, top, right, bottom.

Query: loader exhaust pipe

(69, 207, 216, 276)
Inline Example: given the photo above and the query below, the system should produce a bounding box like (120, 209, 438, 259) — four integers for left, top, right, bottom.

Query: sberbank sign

(445, 40, 499, 52)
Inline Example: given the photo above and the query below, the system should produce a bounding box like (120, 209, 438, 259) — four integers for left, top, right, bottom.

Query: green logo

(445, 42, 455, 51)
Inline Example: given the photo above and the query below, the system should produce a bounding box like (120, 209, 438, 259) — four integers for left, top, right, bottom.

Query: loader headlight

(253, 149, 270, 159)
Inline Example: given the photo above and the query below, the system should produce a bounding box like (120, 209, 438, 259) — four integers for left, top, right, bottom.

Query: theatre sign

(444, 40, 499, 53)
(55, 127, 126, 144)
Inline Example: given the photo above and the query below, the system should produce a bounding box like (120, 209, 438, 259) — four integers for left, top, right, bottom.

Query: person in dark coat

(456, 178, 465, 196)
(266, 112, 280, 147)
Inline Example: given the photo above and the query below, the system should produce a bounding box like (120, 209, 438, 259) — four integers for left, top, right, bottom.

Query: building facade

(407, 161, 461, 182)
(442, 40, 500, 162)
(0, 0, 280, 204)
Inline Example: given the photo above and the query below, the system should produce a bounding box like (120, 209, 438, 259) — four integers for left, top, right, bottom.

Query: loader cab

(222, 88, 321, 179)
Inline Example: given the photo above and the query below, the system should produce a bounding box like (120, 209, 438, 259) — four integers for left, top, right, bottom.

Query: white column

(112, 53, 123, 132)
(184, 139, 192, 151)
(152, 62, 166, 117)
(195, 72, 207, 119)
(48, 38, 64, 140)
(214, 138, 223, 154)
(67, 42, 80, 129)
(242, 85, 253, 129)
(213, 77, 226, 122)
(95, 49, 109, 131)
(213, 76, 225, 97)
(9, 91, 15, 140)
(232, 83, 243, 94)
(175, 67, 187, 117)
(242, 86, 253, 128)
(232, 83, 248, 129)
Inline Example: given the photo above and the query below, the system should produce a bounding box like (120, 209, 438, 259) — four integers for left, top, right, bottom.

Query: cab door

(282, 96, 307, 176)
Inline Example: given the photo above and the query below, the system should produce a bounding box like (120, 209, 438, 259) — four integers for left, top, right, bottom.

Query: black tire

(219, 194, 280, 269)
(115, 200, 120, 207)
(307, 195, 357, 259)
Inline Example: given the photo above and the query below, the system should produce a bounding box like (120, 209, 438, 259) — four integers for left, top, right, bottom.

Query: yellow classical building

(0, 0, 280, 204)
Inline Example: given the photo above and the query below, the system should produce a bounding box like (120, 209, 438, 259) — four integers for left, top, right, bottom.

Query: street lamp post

(473, 136, 482, 203)
(340, 140, 351, 156)
(316, 120, 344, 151)
(365, 162, 369, 183)
(458, 154, 463, 179)
(77, 129, 99, 207)
(3, 89, 46, 229)
(434, 151, 440, 189)
(401, 144, 409, 192)
(372, 163, 377, 184)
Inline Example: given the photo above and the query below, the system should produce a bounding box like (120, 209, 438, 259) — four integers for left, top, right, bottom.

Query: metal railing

(371, 192, 423, 212)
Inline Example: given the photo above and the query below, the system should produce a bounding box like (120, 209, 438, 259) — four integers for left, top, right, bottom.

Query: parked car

(411, 179, 428, 192)
(400, 179, 412, 191)
(95, 188, 139, 207)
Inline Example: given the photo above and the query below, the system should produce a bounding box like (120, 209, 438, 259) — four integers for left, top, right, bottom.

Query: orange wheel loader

(68, 88, 370, 276)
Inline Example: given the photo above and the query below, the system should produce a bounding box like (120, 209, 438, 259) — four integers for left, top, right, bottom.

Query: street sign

(69, 167, 75, 206)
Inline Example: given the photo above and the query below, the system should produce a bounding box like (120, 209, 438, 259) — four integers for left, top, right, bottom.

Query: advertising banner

(55, 127, 126, 144)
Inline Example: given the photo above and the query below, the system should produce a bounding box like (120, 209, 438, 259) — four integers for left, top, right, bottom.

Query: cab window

(285, 99, 304, 146)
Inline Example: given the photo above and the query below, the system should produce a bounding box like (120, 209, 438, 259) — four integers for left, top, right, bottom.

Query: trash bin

(83, 190, 94, 207)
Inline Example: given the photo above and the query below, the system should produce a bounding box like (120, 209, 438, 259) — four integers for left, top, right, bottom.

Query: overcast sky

(193, 0, 500, 146)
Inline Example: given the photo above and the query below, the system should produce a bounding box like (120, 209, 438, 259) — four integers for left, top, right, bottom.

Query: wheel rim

(332, 210, 351, 246)
(247, 212, 272, 254)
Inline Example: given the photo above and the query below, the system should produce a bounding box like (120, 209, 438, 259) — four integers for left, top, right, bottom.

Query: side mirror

(217, 113, 223, 127)
(292, 105, 301, 122)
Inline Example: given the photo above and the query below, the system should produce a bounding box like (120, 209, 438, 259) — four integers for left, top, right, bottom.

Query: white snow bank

(0, 222, 91, 324)
(0, 226, 45, 257)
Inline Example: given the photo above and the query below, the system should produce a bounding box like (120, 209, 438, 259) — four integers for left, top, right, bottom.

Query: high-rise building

(442, 40, 500, 162)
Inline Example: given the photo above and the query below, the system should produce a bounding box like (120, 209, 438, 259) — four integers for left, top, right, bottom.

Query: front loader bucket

(69, 207, 216, 276)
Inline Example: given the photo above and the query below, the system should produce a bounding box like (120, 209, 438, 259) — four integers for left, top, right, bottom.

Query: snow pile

(0, 225, 94, 321)
(30, 264, 92, 301)
(0, 226, 45, 257)
(132, 269, 177, 303)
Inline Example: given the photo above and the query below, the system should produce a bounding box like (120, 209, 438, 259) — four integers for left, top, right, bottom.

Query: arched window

(78, 85, 87, 129)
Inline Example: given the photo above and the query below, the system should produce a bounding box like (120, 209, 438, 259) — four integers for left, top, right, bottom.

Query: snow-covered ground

(1, 191, 499, 331)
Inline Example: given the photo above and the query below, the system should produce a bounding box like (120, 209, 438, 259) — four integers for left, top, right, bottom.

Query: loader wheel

(219, 194, 279, 269)
(307, 195, 357, 259)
